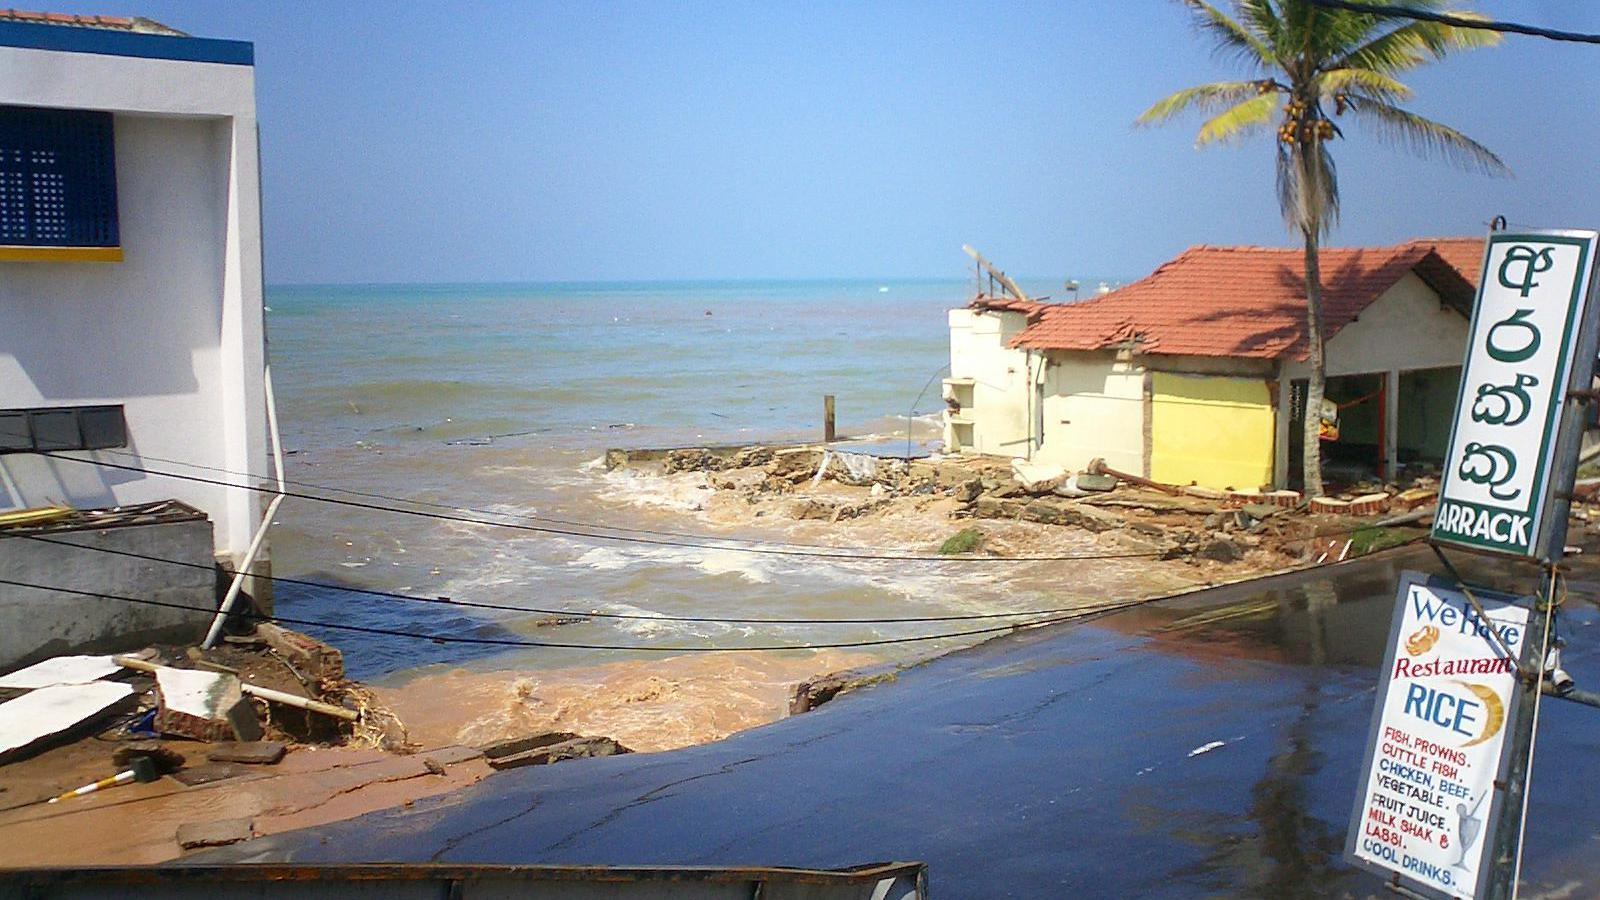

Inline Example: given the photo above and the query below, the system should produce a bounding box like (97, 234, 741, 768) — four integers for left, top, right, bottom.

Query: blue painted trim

(0, 20, 253, 66)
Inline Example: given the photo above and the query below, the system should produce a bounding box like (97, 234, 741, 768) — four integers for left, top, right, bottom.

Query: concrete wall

(1034, 352, 1145, 475)
(0, 518, 216, 670)
(1281, 272, 1469, 381)
(944, 308, 1034, 456)
(0, 41, 267, 565)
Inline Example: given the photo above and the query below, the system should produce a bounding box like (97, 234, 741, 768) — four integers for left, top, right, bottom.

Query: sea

(261, 277, 1136, 692)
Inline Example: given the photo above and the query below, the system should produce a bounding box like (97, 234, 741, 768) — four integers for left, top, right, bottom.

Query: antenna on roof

(961, 245, 1031, 303)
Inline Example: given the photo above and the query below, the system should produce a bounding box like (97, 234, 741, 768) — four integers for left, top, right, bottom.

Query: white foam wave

(595, 468, 711, 512)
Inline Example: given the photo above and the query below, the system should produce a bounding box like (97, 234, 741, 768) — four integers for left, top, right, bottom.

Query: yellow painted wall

(1150, 372, 1274, 491)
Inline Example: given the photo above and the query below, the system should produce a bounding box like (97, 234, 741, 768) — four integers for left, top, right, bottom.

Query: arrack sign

(1431, 230, 1600, 560)
(1347, 573, 1529, 900)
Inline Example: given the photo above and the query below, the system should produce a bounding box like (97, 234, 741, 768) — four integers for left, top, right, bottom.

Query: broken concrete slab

(0, 681, 136, 762)
(176, 817, 253, 850)
(1011, 459, 1067, 494)
(154, 668, 257, 743)
(480, 732, 583, 761)
(208, 741, 287, 765)
(1019, 499, 1119, 532)
(0, 655, 122, 690)
(485, 735, 630, 771)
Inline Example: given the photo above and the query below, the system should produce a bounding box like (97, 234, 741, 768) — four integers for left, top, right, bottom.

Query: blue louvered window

(0, 105, 119, 249)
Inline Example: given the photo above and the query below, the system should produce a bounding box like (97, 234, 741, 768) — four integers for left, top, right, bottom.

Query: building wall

(944, 308, 1034, 456)
(1034, 352, 1145, 475)
(1149, 372, 1275, 491)
(1280, 272, 1468, 380)
(1275, 272, 1470, 484)
(0, 42, 265, 562)
(0, 517, 216, 670)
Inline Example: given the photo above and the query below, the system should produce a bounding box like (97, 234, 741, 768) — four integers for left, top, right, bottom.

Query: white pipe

(202, 362, 287, 649)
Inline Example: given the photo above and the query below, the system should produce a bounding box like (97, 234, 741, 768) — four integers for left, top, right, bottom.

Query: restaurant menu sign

(1346, 573, 1530, 899)
(1432, 230, 1600, 560)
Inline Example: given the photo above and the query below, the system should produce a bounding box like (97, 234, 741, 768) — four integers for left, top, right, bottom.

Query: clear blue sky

(40, 1, 1600, 284)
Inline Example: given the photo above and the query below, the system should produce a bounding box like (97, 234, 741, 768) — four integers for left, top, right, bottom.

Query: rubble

(790, 665, 901, 714)
(480, 732, 631, 770)
(153, 667, 259, 743)
(602, 441, 1447, 573)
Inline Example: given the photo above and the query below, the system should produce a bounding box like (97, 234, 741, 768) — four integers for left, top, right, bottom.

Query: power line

(17, 518, 1426, 628)
(101, 448, 896, 555)
(18, 533, 1107, 625)
(0, 574, 1145, 653)
(1306, 0, 1600, 45)
(38, 452, 1167, 563)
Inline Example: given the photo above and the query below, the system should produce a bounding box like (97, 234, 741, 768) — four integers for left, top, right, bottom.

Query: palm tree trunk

(1301, 225, 1326, 498)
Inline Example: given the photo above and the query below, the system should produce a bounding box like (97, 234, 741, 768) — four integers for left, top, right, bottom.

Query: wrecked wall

(944, 308, 1032, 455)
(1035, 353, 1144, 475)
(0, 518, 216, 670)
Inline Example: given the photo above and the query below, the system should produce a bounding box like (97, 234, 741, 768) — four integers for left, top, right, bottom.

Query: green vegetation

(1138, 0, 1507, 498)
(1349, 525, 1416, 555)
(938, 526, 986, 555)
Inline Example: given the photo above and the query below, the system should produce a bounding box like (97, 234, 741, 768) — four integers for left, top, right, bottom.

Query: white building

(0, 13, 270, 576)
(945, 239, 1483, 492)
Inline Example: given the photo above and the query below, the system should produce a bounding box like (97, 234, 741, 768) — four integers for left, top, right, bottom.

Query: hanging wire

(33, 452, 1169, 563)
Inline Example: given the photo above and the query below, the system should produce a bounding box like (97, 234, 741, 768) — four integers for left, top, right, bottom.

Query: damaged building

(0, 13, 273, 668)
(943, 239, 1484, 492)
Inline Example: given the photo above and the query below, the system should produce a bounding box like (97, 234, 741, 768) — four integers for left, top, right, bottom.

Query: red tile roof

(969, 295, 1048, 320)
(1009, 238, 1484, 360)
(0, 9, 183, 35)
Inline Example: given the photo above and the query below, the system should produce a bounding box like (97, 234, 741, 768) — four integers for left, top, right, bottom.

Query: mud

(378, 649, 876, 753)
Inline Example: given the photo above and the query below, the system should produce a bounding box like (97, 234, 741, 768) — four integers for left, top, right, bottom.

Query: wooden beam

(961, 245, 1031, 303)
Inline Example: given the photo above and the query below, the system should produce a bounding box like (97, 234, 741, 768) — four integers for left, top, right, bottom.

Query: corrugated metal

(0, 862, 927, 900)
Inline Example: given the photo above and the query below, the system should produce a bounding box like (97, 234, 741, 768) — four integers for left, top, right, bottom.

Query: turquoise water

(268, 279, 1001, 454)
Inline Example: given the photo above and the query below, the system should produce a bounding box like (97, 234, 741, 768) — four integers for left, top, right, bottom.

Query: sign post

(1431, 230, 1600, 562)
(1346, 574, 1529, 898)
(1349, 228, 1600, 899)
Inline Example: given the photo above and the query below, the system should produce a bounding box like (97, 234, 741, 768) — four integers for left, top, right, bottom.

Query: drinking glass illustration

(1455, 791, 1487, 869)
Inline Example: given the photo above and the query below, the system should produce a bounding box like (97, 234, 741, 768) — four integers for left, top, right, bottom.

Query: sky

(36, 1, 1600, 284)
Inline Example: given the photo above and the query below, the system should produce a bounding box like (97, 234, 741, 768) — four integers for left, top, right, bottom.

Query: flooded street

(211, 544, 1600, 897)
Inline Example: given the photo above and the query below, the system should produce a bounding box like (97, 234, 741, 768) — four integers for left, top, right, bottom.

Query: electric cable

(100, 448, 924, 555)
(17, 517, 1427, 626)
(1306, 0, 1600, 45)
(38, 452, 1169, 562)
(0, 574, 1151, 653)
(16, 533, 1109, 624)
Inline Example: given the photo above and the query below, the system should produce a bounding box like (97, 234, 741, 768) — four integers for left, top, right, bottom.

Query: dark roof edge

(0, 18, 252, 66)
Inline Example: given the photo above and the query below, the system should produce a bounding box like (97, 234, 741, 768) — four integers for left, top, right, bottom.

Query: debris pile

(607, 443, 1446, 567)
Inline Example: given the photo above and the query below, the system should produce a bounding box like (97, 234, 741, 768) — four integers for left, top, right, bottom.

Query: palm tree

(1137, 0, 1508, 497)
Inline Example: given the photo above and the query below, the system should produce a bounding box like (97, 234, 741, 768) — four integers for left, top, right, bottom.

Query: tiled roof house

(943, 239, 1485, 491)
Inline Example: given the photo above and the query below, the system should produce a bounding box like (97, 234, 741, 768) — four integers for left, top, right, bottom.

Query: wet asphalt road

(210, 546, 1600, 898)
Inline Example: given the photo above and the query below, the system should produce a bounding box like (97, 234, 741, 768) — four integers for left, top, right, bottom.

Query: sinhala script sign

(1432, 230, 1600, 559)
(1346, 573, 1529, 899)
